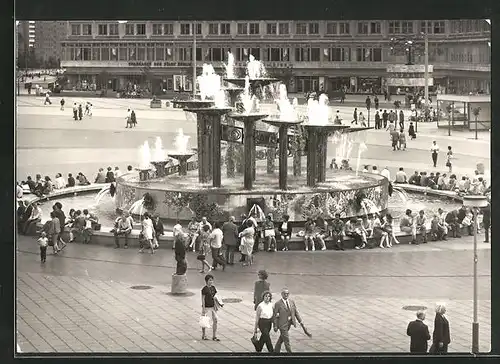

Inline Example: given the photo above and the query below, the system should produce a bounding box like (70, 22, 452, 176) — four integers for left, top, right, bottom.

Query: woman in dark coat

(430, 303, 451, 354)
(408, 122, 416, 140)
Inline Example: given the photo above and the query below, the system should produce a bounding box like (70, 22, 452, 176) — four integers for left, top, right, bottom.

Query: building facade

(59, 20, 491, 95)
(34, 21, 67, 65)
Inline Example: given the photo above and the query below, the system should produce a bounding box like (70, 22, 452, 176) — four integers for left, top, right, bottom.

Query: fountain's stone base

(171, 274, 188, 295)
(116, 163, 389, 223)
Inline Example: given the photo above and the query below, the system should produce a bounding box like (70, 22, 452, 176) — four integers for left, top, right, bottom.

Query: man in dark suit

(273, 288, 303, 353)
(222, 216, 238, 265)
(407, 311, 431, 353)
(430, 304, 451, 354)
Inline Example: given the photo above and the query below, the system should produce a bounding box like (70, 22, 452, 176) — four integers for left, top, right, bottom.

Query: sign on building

(386, 64, 434, 87)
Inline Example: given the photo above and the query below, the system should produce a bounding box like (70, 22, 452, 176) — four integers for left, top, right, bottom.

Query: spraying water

(306, 94, 330, 126)
(356, 142, 368, 176)
(225, 52, 235, 79)
(152, 136, 166, 161)
(173, 129, 191, 154)
(277, 84, 297, 121)
(332, 131, 354, 163)
(139, 141, 152, 170)
(95, 185, 111, 204)
(128, 197, 145, 217)
(247, 55, 261, 79)
(240, 76, 254, 113)
(214, 89, 227, 108)
(197, 64, 221, 101)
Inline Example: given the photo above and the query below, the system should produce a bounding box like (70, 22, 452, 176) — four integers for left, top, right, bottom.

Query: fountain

(115, 59, 387, 226)
(167, 129, 195, 176)
(136, 141, 152, 181)
(150, 137, 171, 178)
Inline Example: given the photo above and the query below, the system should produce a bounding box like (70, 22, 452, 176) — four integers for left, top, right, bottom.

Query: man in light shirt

(198, 216, 212, 233)
(172, 220, 183, 249)
(114, 211, 133, 249)
(125, 108, 132, 128)
(114, 166, 122, 178)
(380, 167, 391, 181)
(394, 167, 407, 183)
(210, 222, 226, 271)
(16, 182, 24, 199)
(400, 209, 417, 243)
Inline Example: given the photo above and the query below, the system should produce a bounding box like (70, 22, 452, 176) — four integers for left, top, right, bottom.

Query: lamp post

(192, 21, 197, 99)
(462, 195, 488, 354)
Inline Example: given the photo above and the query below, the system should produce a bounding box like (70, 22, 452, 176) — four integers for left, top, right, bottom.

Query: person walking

(431, 141, 440, 167)
(374, 110, 381, 129)
(352, 108, 358, 125)
(253, 270, 271, 310)
(406, 311, 431, 354)
(201, 274, 221, 341)
(382, 110, 388, 129)
(139, 212, 155, 254)
(72, 103, 78, 120)
(239, 220, 255, 266)
(399, 109, 405, 130)
(197, 224, 212, 273)
(273, 288, 304, 353)
(483, 202, 490, 243)
(252, 291, 275, 353)
(374, 95, 379, 110)
(445, 146, 453, 173)
(408, 122, 416, 139)
(125, 108, 132, 128)
(359, 112, 367, 127)
(131, 110, 137, 127)
(399, 128, 407, 151)
(78, 104, 83, 121)
(44, 92, 52, 105)
(210, 222, 226, 271)
(37, 231, 49, 263)
(60, 98, 65, 111)
(222, 216, 238, 265)
(430, 303, 451, 354)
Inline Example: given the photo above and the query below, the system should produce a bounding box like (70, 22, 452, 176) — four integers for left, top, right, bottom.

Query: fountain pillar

(244, 120, 256, 189)
(317, 132, 328, 183)
(305, 127, 319, 187)
(137, 169, 151, 182)
(211, 114, 222, 187)
(196, 115, 211, 183)
(168, 154, 194, 176)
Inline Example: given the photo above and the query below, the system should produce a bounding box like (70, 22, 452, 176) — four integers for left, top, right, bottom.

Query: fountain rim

(262, 118, 304, 126)
(183, 107, 235, 113)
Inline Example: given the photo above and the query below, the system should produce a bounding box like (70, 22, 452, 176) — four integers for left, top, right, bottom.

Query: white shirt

(30, 206, 42, 220)
(114, 169, 122, 178)
(381, 168, 391, 181)
(54, 176, 66, 189)
(173, 223, 183, 237)
(210, 228, 223, 249)
(431, 144, 439, 153)
(248, 217, 258, 228)
(16, 185, 23, 199)
(395, 170, 407, 183)
(257, 301, 274, 319)
(372, 169, 379, 175)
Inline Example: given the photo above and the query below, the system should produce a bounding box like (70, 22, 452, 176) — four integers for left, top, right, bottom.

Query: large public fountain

(115, 53, 386, 223)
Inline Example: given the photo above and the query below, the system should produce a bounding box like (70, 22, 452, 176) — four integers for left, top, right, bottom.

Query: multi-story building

(16, 21, 36, 54)
(60, 20, 491, 95)
(34, 21, 67, 65)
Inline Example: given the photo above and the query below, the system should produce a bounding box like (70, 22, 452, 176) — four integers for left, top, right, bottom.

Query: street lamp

(462, 195, 488, 354)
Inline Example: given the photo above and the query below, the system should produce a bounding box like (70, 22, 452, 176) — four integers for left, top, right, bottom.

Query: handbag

(199, 315, 212, 329)
(92, 223, 101, 231)
(196, 253, 205, 261)
(446, 161, 451, 167)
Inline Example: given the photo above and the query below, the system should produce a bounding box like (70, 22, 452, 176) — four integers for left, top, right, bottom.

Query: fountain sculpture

(168, 129, 195, 176)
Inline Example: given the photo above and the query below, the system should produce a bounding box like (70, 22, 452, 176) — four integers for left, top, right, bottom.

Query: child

(38, 232, 48, 263)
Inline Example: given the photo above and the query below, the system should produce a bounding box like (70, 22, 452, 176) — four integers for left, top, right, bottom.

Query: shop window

(309, 23, 319, 34)
(98, 24, 108, 35)
(370, 22, 381, 34)
(237, 23, 248, 35)
(267, 23, 277, 35)
(339, 22, 350, 34)
(209, 24, 219, 35)
(279, 23, 289, 35)
(357, 22, 368, 35)
(249, 23, 260, 35)
(296, 23, 307, 35)
(310, 48, 320, 61)
(220, 23, 231, 34)
(326, 22, 337, 34)
(164, 23, 174, 35)
(109, 24, 119, 35)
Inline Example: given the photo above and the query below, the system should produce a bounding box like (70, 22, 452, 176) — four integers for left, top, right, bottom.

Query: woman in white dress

(140, 212, 155, 254)
(239, 220, 255, 266)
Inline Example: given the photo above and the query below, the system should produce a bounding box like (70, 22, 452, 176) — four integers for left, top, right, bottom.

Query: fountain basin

(229, 113, 269, 123)
(184, 108, 234, 115)
(225, 78, 280, 88)
(115, 168, 390, 223)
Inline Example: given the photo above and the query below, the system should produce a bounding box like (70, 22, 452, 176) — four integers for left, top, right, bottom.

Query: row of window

(71, 20, 485, 37)
(62, 43, 385, 62)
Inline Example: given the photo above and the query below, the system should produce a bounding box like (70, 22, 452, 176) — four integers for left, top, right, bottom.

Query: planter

(150, 100, 162, 108)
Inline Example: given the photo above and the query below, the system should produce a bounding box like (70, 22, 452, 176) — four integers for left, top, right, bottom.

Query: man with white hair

(430, 303, 451, 354)
(406, 311, 431, 353)
(273, 288, 304, 353)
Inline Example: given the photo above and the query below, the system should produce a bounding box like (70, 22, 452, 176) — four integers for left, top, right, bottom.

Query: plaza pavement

(16, 234, 491, 353)
(16, 96, 489, 182)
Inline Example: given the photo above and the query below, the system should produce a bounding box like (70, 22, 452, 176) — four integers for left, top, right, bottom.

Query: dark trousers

(484, 222, 490, 242)
(447, 222, 461, 237)
(256, 318, 274, 352)
(40, 246, 47, 262)
(73, 110, 78, 120)
(114, 230, 131, 247)
(432, 152, 438, 167)
(383, 119, 388, 128)
(225, 245, 236, 264)
(332, 233, 344, 249)
(430, 343, 448, 354)
(346, 232, 363, 247)
(211, 247, 226, 268)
